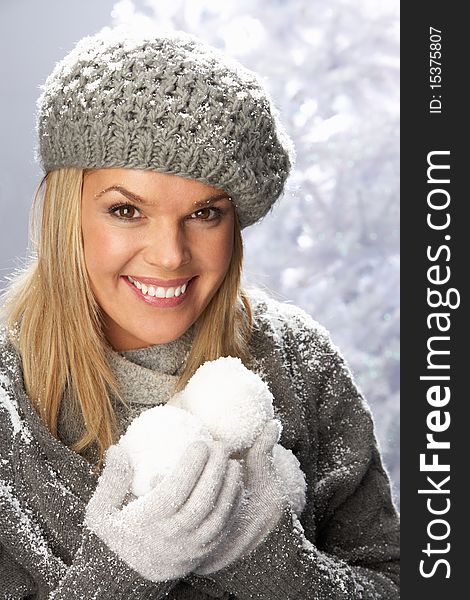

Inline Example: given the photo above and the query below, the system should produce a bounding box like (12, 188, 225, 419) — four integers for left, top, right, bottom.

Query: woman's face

(81, 168, 235, 350)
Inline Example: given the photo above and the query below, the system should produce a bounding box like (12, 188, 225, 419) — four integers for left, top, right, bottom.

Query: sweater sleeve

(47, 530, 176, 600)
(0, 366, 176, 600)
(0, 533, 175, 600)
(198, 304, 400, 599)
(0, 542, 36, 599)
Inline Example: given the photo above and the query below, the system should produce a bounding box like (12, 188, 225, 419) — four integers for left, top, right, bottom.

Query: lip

(123, 275, 196, 308)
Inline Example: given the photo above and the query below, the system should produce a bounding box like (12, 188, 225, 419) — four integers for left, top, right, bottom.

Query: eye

(108, 203, 142, 220)
(190, 207, 222, 221)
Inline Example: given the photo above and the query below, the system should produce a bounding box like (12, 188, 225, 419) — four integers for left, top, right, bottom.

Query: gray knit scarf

(57, 326, 195, 461)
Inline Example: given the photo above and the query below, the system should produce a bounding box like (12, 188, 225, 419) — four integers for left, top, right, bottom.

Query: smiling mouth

(126, 275, 192, 299)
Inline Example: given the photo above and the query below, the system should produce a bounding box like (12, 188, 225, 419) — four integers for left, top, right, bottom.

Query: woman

(0, 27, 399, 599)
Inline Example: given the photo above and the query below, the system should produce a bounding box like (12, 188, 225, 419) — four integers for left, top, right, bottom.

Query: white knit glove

(196, 420, 288, 575)
(85, 440, 243, 582)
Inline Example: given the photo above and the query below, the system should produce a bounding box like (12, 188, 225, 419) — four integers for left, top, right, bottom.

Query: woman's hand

(196, 420, 289, 575)
(85, 440, 243, 582)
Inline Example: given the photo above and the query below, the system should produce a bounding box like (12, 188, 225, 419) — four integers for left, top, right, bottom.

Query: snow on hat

(36, 27, 294, 229)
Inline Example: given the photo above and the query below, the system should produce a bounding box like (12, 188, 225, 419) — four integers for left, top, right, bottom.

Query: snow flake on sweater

(0, 372, 32, 444)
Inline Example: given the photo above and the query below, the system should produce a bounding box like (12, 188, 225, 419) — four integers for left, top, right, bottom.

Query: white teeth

(127, 276, 143, 290)
(127, 276, 190, 298)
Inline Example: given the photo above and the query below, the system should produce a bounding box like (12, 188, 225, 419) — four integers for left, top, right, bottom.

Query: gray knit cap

(36, 27, 294, 228)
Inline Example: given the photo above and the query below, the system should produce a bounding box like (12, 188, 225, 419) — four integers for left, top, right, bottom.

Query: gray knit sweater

(0, 290, 400, 599)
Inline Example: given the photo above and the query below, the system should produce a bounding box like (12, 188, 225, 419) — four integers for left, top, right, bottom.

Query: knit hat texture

(36, 27, 294, 228)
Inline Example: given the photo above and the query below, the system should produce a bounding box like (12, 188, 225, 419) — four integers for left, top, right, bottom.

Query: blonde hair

(2, 167, 252, 463)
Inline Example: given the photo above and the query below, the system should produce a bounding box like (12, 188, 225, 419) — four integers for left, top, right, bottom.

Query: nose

(142, 222, 191, 272)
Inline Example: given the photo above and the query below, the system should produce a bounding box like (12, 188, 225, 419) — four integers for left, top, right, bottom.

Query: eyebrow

(95, 185, 231, 208)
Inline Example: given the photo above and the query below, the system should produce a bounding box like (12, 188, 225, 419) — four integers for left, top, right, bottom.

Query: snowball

(173, 357, 274, 453)
(119, 405, 212, 497)
(273, 444, 307, 516)
(118, 358, 306, 511)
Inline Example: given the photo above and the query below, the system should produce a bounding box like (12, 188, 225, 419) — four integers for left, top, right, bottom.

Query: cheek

(196, 224, 234, 275)
(82, 220, 134, 279)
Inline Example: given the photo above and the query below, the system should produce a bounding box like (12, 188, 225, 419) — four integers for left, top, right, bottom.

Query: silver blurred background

(0, 0, 400, 501)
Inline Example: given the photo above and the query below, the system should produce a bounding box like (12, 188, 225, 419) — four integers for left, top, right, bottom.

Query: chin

(116, 321, 194, 350)
(145, 330, 187, 346)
